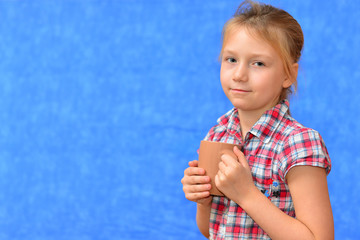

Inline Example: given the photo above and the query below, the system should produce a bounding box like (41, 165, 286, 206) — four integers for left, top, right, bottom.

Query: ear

(282, 63, 299, 88)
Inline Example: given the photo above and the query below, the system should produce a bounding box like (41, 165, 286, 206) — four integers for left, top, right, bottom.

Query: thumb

(233, 146, 249, 169)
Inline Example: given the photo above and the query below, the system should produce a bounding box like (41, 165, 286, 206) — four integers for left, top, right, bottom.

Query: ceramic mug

(198, 140, 239, 196)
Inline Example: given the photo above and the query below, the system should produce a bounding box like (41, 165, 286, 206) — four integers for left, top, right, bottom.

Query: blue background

(0, 0, 358, 239)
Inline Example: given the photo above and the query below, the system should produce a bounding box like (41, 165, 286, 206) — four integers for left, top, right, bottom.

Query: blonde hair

(220, 0, 304, 101)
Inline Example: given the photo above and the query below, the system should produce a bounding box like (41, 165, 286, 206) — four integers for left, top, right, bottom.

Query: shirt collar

(217, 100, 290, 144)
(249, 100, 290, 143)
(217, 108, 242, 143)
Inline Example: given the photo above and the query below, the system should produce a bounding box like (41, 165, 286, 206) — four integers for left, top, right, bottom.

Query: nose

(232, 63, 248, 82)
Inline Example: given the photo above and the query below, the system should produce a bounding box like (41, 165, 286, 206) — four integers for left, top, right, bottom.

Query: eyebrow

(222, 49, 274, 60)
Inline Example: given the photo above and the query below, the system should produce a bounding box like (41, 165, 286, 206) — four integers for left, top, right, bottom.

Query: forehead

(222, 25, 284, 58)
(223, 27, 276, 54)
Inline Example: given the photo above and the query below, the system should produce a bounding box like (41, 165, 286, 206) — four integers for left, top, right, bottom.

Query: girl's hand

(215, 146, 256, 205)
(181, 160, 213, 206)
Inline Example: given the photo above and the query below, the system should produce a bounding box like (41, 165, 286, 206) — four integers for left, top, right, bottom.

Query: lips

(230, 88, 251, 93)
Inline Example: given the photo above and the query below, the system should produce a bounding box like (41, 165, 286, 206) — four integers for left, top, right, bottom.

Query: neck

(237, 98, 281, 141)
(237, 109, 263, 141)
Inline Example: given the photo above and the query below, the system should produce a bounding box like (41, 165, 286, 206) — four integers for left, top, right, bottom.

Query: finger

(215, 170, 225, 187)
(215, 173, 220, 187)
(216, 169, 226, 181)
(186, 175, 211, 185)
(221, 153, 237, 168)
(185, 191, 210, 201)
(188, 160, 198, 167)
(183, 183, 211, 195)
(233, 146, 249, 168)
(218, 161, 227, 173)
(184, 166, 206, 176)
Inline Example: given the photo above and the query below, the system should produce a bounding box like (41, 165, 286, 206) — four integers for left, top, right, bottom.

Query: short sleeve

(279, 128, 331, 181)
(203, 128, 214, 141)
(203, 123, 227, 142)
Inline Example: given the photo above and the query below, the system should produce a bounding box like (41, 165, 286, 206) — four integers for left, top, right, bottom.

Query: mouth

(230, 88, 251, 93)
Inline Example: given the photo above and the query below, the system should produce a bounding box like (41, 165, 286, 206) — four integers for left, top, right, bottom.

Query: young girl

(181, 1, 334, 239)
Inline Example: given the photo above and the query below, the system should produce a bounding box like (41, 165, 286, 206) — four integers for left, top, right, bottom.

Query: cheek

(220, 66, 233, 81)
(220, 74, 231, 96)
(253, 75, 283, 96)
(220, 78, 229, 93)
(220, 69, 228, 86)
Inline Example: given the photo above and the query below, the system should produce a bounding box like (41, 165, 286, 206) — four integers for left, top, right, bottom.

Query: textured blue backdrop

(0, 0, 358, 239)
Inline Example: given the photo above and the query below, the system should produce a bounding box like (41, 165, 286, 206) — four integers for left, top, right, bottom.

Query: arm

(216, 147, 334, 240)
(286, 166, 334, 239)
(181, 160, 213, 238)
(196, 201, 212, 238)
(240, 166, 333, 239)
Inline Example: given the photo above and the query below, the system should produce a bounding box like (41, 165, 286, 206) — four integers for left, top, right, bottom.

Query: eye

(225, 57, 237, 63)
(254, 61, 265, 67)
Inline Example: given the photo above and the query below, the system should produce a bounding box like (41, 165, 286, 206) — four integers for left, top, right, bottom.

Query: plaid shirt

(204, 100, 331, 239)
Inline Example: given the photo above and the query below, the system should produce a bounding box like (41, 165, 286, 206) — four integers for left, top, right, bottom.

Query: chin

(229, 99, 247, 109)
(230, 101, 262, 112)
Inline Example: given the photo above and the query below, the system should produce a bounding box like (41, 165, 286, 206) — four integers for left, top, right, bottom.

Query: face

(220, 27, 292, 115)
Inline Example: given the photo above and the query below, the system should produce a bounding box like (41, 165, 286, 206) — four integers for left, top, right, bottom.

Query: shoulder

(281, 116, 327, 156)
(277, 116, 331, 179)
(274, 113, 323, 144)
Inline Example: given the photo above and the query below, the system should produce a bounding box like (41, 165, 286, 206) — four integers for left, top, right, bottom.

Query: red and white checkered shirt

(204, 100, 331, 239)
